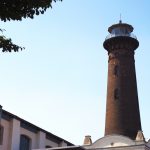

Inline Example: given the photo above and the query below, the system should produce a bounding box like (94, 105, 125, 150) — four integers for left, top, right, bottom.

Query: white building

(33, 134, 150, 150)
(83, 134, 150, 149)
(0, 107, 73, 150)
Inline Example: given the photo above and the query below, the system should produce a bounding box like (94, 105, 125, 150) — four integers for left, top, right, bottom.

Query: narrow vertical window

(114, 65, 119, 76)
(114, 89, 119, 100)
(20, 135, 31, 150)
(0, 125, 4, 145)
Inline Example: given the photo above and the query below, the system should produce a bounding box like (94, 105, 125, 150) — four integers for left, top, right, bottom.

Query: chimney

(83, 135, 92, 145)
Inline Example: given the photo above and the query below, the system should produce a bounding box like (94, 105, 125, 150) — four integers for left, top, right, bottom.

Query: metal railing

(105, 33, 137, 40)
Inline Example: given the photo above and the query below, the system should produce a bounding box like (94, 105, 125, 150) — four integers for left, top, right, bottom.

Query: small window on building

(114, 65, 119, 77)
(114, 89, 119, 100)
(0, 125, 4, 145)
(45, 145, 52, 148)
(19, 135, 31, 150)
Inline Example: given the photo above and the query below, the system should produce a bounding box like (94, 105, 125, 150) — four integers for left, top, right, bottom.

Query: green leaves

(0, 0, 62, 21)
(0, 35, 24, 52)
(0, 0, 62, 52)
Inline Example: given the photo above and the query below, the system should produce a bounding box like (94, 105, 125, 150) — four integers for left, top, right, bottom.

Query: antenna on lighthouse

(119, 14, 122, 23)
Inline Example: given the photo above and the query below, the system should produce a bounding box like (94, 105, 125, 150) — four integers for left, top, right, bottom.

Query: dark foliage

(0, 0, 62, 52)
(0, 0, 62, 21)
(0, 35, 25, 52)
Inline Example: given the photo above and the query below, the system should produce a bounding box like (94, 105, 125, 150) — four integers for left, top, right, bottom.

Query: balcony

(105, 33, 137, 41)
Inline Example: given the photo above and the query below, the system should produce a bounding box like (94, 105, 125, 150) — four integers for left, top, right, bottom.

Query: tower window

(0, 125, 4, 145)
(114, 89, 119, 100)
(114, 65, 119, 76)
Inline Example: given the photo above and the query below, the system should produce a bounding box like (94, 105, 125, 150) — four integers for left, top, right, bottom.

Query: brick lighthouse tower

(103, 20, 142, 139)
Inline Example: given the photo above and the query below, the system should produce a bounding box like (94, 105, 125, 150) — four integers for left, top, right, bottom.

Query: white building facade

(0, 109, 73, 150)
(33, 135, 150, 150)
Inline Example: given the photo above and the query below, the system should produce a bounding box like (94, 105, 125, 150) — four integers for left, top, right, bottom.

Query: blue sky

(0, 0, 150, 145)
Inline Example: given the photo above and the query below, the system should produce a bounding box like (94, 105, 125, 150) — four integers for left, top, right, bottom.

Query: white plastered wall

(45, 139, 58, 148)
(0, 118, 65, 150)
(0, 119, 10, 150)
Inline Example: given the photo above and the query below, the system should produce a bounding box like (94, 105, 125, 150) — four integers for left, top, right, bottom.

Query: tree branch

(0, 0, 62, 21)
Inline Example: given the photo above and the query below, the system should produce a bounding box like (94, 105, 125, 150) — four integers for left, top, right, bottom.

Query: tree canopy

(0, 0, 62, 52)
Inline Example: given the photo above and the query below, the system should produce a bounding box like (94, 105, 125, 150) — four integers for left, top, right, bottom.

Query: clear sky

(0, 0, 150, 145)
